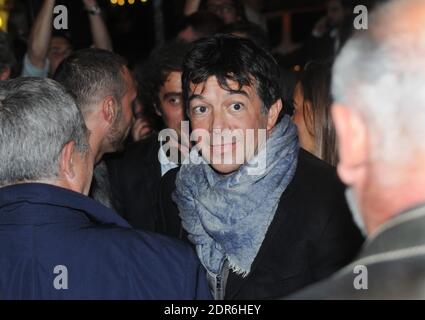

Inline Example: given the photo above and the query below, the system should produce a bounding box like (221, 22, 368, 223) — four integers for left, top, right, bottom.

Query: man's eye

(192, 106, 208, 114)
(169, 98, 181, 105)
(230, 103, 243, 111)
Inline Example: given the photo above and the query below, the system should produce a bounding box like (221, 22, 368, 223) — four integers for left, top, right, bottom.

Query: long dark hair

(299, 61, 338, 166)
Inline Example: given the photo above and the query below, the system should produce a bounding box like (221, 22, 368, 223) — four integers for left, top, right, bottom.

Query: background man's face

(157, 71, 185, 137)
(48, 36, 73, 75)
(188, 76, 269, 174)
(207, 0, 239, 24)
(107, 67, 136, 151)
(326, 0, 346, 28)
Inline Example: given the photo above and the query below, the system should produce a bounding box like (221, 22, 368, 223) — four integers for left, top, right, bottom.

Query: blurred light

(293, 65, 301, 72)
(0, 0, 8, 32)
(109, 0, 146, 6)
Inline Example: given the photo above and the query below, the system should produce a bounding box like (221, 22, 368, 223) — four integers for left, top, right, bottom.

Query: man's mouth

(210, 142, 237, 154)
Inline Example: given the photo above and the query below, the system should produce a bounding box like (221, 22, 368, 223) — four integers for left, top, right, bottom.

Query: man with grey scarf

(160, 34, 364, 300)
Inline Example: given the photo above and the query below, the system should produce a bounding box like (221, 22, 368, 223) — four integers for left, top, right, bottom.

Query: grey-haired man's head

(0, 77, 93, 195)
(331, 0, 425, 235)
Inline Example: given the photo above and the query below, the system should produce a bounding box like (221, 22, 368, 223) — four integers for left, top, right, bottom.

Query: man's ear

(332, 104, 369, 185)
(266, 99, 283, 131)
(59, 140, 77, 180)
(102, 96, 117, 125)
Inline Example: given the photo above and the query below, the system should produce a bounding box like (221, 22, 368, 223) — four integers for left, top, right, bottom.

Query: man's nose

(211, 110, 228, 144)
(211, 109, 226, 130)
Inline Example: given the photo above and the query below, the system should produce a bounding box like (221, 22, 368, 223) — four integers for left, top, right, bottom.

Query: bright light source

(128, 0, 135, 4)
(118, 0, 125, 5)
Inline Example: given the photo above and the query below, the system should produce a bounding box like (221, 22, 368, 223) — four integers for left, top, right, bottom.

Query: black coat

(106, 134, 162, 231)
(159, 149, 364, 299)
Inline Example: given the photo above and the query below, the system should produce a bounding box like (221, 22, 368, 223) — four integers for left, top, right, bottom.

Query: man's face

(48, 36, 73, 75)
(332, 104, 372, 234)
(207, 0, 238, 24)
(157, 71, 185, 136)
(107, 67, 137, 152)
(326, 0, 346, 28)
(188, 76, 271, 174)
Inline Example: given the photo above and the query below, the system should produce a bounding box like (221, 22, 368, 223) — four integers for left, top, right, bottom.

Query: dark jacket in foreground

(107, 134, 162, 232)
(0, 183, 211, 300)
(160, 149, 364, 299)
(289, 204, 425, 300)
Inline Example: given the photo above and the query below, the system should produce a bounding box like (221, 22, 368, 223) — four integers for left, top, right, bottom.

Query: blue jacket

(0, 183, 211, 300)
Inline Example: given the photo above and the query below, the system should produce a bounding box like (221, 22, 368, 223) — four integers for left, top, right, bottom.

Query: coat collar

(329, 203, 425, 281)
(0, 183, 131, 228)
(357, 204, 425, 260)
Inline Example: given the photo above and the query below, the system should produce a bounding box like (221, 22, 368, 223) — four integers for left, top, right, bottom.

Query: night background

(2, 0, 358, 66)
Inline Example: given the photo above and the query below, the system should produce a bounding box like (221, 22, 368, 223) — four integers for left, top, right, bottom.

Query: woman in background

(293, 61, 338, 166)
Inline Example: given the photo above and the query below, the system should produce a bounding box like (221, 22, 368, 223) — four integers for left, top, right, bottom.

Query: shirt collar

(159, 145, 179, 177)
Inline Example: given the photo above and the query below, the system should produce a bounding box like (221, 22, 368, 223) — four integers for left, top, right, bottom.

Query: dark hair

(327, 0, 354, 9)
(53, 49, 127, 115)
(298, 61, 337, 166)
(279, 66, 298, 117)
(0, 32, 16, 73)
(181, 11, 224, 38)
(135, 41, 191, 118)
(182, 34, 282, 116)
(219, 21, 270, 50)
(340, 0, 354, 9)
(201, 0, 247, 21)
